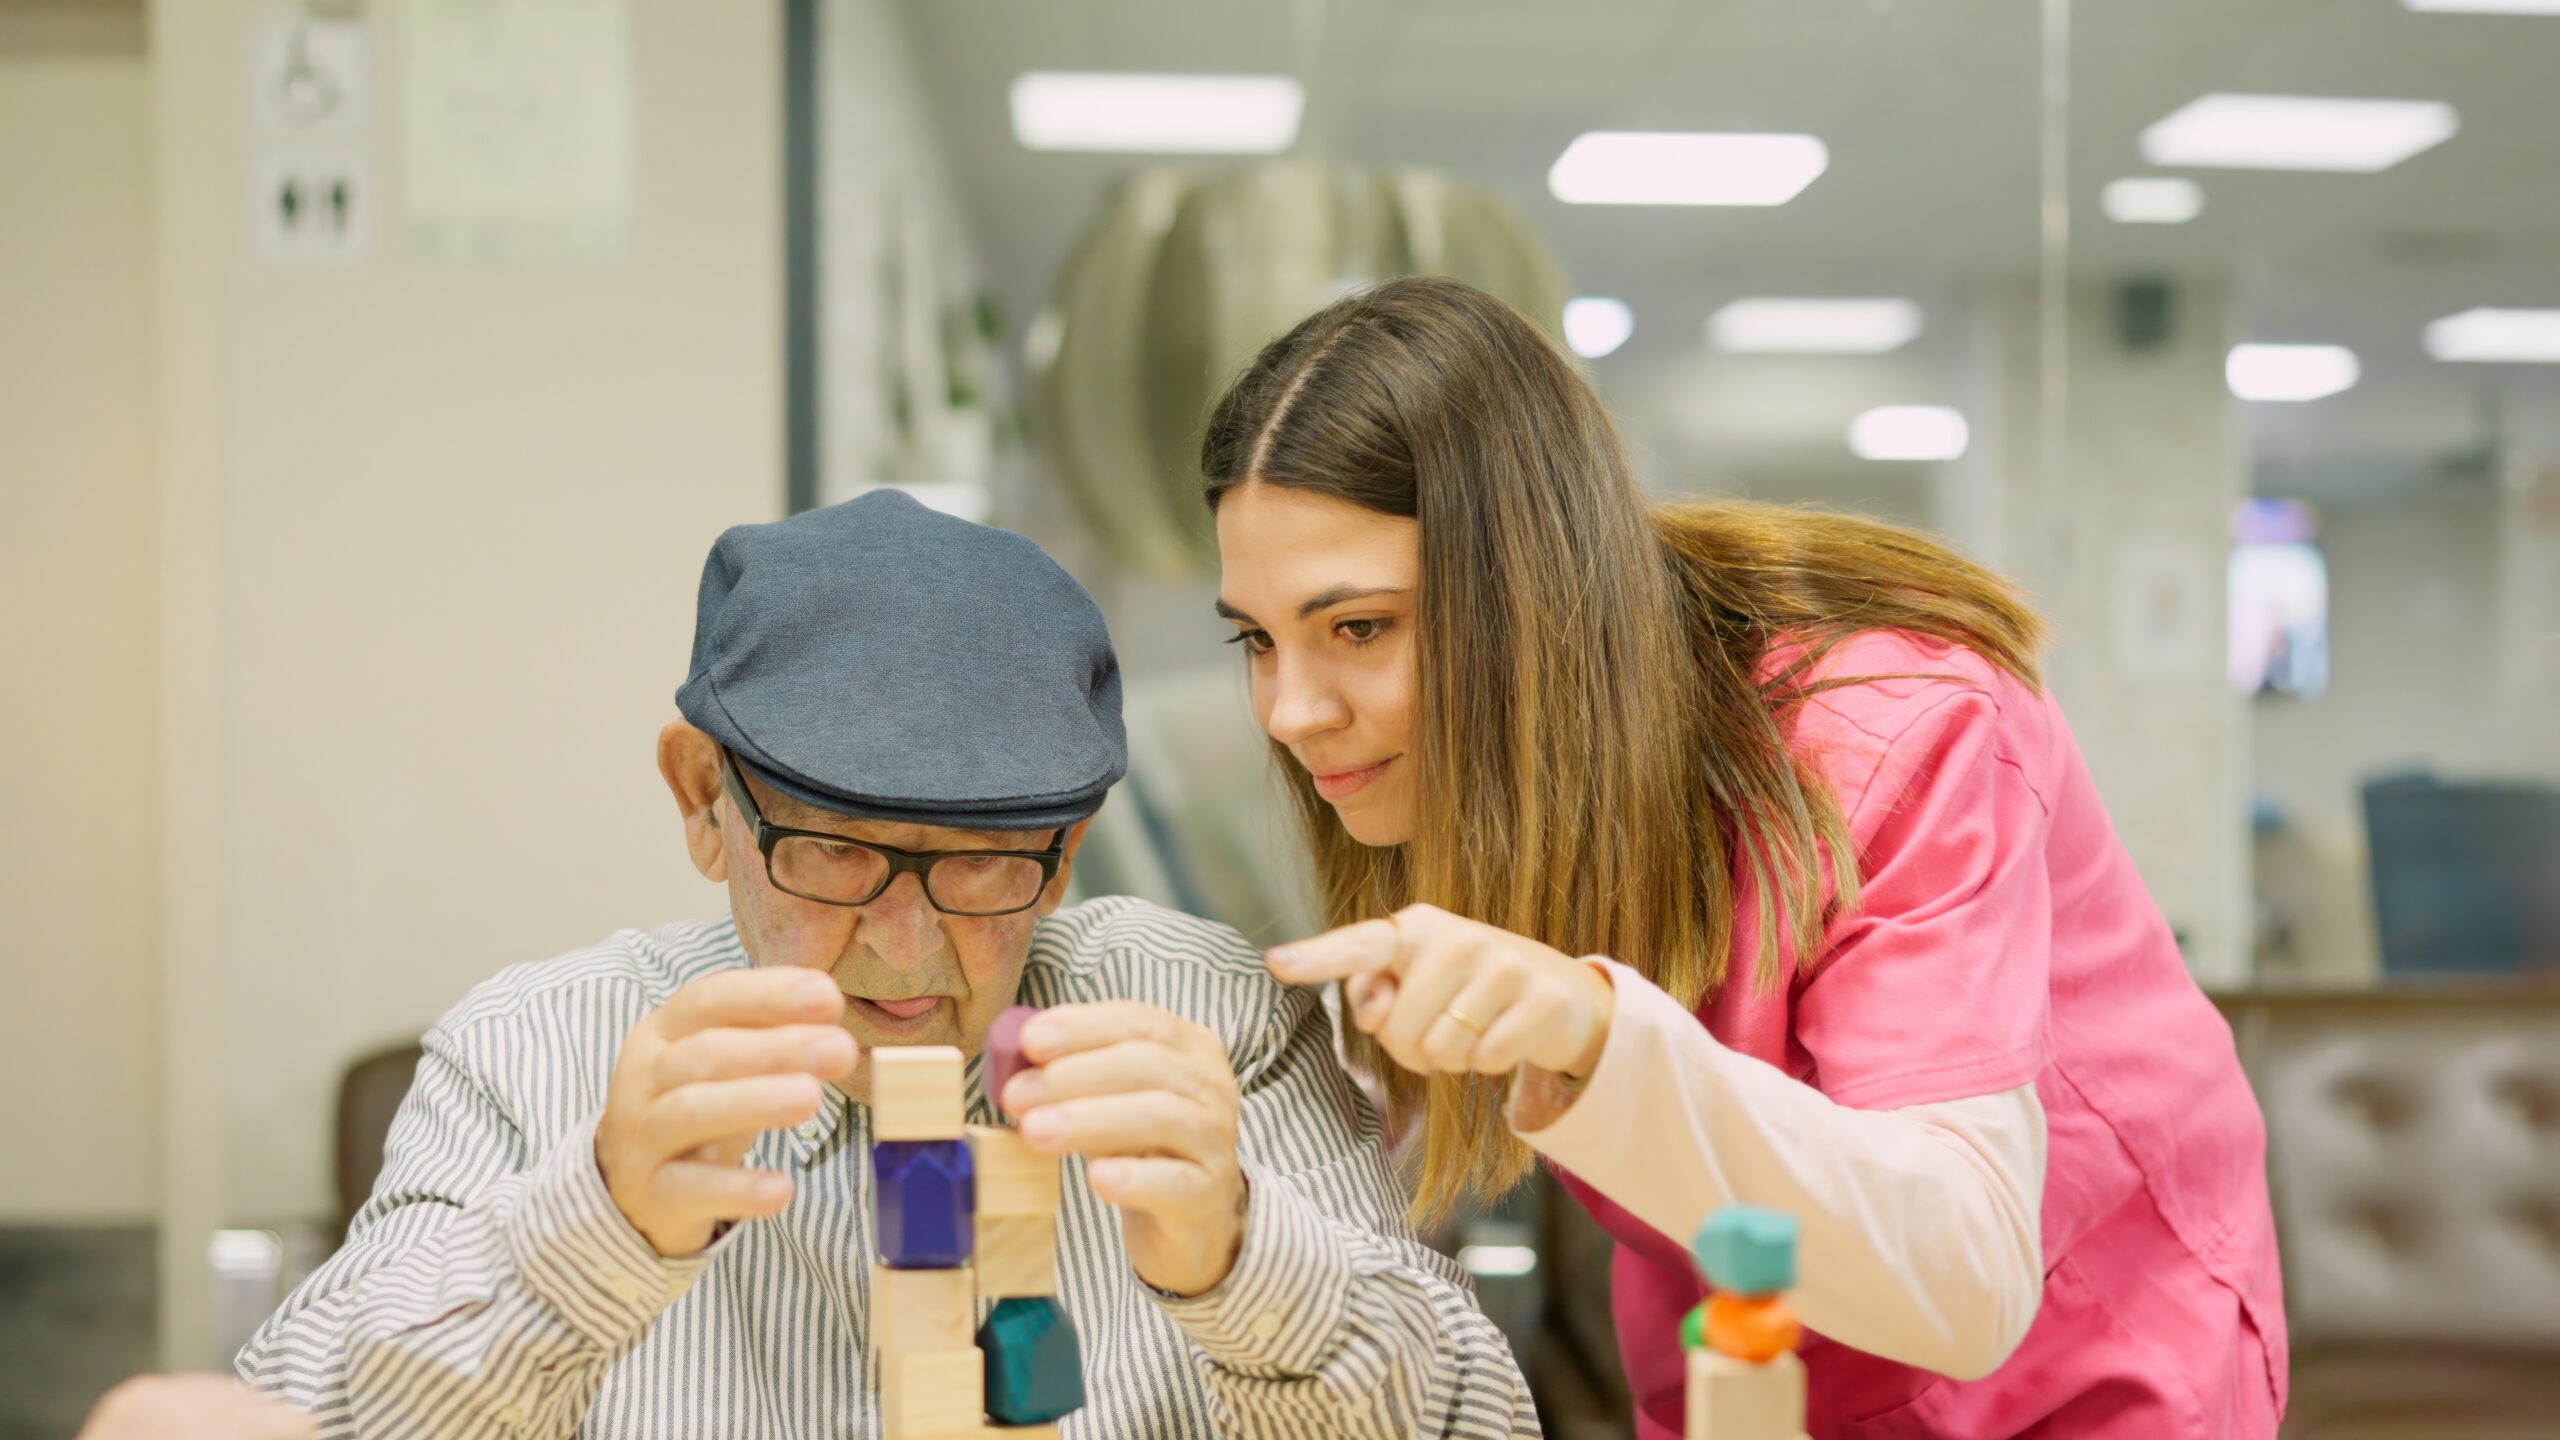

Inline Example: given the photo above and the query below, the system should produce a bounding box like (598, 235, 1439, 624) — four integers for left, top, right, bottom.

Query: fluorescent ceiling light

(2425, 307, 2560, 362)
(2140, 94, 2457, 172)
(1548, 132, 1828, 206)
(1848, 406, 1969, 462)
(2227, 344, 2360, 401)
(1708, 298, 1922, 355)
(1010, 72, 1302, 154)
(2103, 177, 2204, 224)
(1563, 297, 1634, 358)
(2405, 0, 2560, 12)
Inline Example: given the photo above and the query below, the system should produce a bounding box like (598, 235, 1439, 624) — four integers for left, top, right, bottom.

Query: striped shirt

(236, 897, 1540, 1439)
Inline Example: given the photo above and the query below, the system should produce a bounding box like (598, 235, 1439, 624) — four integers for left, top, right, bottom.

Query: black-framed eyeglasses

(717, 749, 1066, 916)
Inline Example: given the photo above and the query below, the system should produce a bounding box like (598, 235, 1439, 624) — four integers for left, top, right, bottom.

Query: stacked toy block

(870, 1008, 1085, 1439)
(1682, 1205, 1809, 1440)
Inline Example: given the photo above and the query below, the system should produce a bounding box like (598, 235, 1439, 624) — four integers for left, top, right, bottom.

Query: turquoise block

(1691, 1204, 1797, 1294)
(977, 1296, 1085, 1424)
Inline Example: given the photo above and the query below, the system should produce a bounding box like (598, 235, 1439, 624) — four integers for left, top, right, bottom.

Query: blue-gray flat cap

(676, 490, 1125, 832)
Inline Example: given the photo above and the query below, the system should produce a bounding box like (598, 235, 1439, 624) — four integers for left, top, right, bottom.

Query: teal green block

(977, 1296, 1085, 1425)
(1691, 1204, 1797, 1294)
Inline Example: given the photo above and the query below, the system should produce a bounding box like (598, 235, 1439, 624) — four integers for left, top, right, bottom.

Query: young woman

(1203, 276, 2284, 1439)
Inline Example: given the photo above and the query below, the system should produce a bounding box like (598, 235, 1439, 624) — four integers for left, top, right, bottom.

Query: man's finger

(1085, 1155, 1221, 1215)
(654, 1025, 857, 1091)
(1017, 1091, 1218, 1161)
(1017, 1000, 1185, 1065)
(1265, 918, 1403, 985)
(1002, 1039, 1208, 1113)
(648, 1074, 826, 1155)
(650, 1160, 795, 1226)
(654, 967, 844, 1041)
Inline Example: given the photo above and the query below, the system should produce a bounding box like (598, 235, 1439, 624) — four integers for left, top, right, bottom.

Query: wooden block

(881, 1348, 984, 1439)
(874, 1045, 966, 1141)
(1685, 1349, 1806, 1440)
(870, 1261, 973, 1354)
(973, 1213, 1057, 1298)
(967, 1126, 1061, 1217)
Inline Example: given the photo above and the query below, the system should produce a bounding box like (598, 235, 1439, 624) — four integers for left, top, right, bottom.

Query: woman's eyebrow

(1213, 586, 1411, 625)
(1290, 585, 1408, 619)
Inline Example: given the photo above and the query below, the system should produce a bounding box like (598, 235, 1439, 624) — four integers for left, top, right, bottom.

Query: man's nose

(854, 872, 945, 968)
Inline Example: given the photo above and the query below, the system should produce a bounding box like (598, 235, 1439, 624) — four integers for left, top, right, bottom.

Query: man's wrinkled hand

(595, 967, 855, 1256)
(78, 1376, 313, 1440)
(1000, 1001, 1248, 1298)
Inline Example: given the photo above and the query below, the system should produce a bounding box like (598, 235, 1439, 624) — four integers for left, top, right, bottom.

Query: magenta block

(985, 1005, 1036, 1115)
(872, 1138, 973, 1268)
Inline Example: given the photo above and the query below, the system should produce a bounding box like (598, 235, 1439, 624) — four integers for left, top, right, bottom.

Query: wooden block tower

(870, 1007, 1085, 1439)
(1682, 1205, 1809, 1440)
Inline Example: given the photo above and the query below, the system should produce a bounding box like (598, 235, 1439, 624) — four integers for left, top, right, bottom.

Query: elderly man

(237, 492, 1536, 1439)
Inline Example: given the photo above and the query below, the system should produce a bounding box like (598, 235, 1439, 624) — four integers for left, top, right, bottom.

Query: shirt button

(607, 1275, 646, 1305)
(1249, 1313, 1282, 1342)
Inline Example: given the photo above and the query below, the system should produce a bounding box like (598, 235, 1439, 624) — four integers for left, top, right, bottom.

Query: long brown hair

(1200, 276, 2046, 1219)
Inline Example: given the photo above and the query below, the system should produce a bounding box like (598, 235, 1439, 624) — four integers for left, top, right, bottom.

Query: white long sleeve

(1510, 957, 2046, 1380)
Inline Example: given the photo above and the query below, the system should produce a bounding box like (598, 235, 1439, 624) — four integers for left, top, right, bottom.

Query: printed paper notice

(395, 0, 636, 261)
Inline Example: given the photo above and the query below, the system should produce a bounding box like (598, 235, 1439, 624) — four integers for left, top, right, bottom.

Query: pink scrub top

(1551, 630, 2286, 1439)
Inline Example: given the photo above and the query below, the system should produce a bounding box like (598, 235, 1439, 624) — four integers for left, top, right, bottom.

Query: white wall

(148, 0, 783, 1363)
(0, 12, 158, 1224)
(1973, 284, 2252, 985)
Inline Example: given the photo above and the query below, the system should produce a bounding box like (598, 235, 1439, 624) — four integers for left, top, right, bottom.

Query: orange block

(1705, 1292, 1802, 1364)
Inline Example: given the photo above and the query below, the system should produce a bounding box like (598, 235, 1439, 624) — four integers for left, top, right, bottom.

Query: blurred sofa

(2216, 987, 2560, 1440)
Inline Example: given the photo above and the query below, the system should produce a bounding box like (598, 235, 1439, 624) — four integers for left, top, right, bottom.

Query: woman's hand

(1267, 904, 1615, 1082)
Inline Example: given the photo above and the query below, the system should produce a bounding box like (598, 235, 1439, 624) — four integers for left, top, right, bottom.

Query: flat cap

(676, 490, 1125, 832)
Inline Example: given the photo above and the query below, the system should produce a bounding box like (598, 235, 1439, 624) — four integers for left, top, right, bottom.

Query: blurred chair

(2362, 773, 2560, 977)
(332, 1041, 424, 1242)
(2216, 988, 2560, 1439)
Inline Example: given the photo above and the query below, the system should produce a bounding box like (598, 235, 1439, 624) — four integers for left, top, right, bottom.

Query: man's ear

(657, 720, 729, 882)
(1034, 811, 1102, 917)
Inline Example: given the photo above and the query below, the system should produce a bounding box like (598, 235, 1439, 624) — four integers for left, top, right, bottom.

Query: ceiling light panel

(2227, 344, 2361, 401)
(1849, 406, 1970, 462)
(2140, 94, 2458, 172)
(1564, 298, 1635, 358)
(1549, 132, 1829, 206)
(2103, 177, 2204, 224)
(1708, 299, 1922, 355)
(1010, 72, 1303, 154)
(2425, 308, 2560, 362)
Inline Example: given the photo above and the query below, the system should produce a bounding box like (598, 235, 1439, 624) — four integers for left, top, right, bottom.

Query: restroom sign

(255, 150, 372, 264)
(252, 16, 372, 265)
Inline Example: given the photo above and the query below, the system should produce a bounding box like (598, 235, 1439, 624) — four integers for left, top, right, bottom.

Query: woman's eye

(1224, 629, 1274, 655)
(1338, 617, 1390, 644)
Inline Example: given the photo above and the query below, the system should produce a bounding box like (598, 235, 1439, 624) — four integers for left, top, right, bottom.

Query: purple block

(873, 1139, 973, 1268)
(985, 1005, 1037, 1115)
